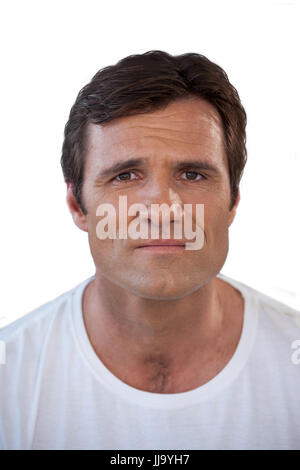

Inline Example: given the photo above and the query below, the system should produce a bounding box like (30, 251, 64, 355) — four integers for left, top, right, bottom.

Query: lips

(136, 240, 186, 248)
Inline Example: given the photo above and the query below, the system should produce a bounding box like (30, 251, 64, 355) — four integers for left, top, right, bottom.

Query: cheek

(203, 200, 231, 246)
(86, 207, 113, 261)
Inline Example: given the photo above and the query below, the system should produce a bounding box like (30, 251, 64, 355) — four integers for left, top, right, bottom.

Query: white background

(1, 0, 299, 326)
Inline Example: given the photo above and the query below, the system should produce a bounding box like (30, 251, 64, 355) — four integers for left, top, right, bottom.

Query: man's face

(69, 97, 239, 300)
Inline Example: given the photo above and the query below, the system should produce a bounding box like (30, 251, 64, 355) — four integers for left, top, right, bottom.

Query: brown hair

(61, 50, 247, 214)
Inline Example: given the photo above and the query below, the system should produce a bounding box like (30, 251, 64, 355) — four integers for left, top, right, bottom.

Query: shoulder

(0, 276, 94, 365)
(0, 287, 70, 346)
(244, 281, 300, 333)
(0, 277, 92, 450)
(218, 274, 300, 328)
(218, 272, 300, 335)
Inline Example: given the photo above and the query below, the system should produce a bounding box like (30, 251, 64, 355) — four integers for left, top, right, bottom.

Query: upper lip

(137, 240, 186, 247)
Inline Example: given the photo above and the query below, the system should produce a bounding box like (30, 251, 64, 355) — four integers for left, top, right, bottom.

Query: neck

(82, 273, 244, 393)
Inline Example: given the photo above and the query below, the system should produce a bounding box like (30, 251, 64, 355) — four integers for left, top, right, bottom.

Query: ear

(228, 188, 240, 228)
(66, 182, 88, 232)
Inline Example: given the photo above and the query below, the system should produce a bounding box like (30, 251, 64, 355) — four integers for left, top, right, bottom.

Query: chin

(124, 274, 204, 301)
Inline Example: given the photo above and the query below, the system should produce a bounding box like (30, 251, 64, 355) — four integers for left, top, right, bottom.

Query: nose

(141, 169, 180, 203)
(136, 176, 183, 230)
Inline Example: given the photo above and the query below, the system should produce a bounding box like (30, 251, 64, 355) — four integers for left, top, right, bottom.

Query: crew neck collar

(70, 273, 258, 409)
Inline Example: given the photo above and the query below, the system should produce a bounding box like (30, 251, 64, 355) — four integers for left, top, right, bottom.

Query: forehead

(84, 97, 228, 173)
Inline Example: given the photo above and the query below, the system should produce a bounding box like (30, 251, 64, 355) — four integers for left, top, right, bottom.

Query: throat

(142, 353, 172, 393)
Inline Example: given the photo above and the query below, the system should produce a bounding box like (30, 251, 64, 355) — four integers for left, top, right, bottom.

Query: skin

(66, 96, 244, 393)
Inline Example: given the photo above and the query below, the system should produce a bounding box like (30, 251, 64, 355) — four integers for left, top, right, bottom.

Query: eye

(114, 171, 137, 182)
(181, 170, 204, 181)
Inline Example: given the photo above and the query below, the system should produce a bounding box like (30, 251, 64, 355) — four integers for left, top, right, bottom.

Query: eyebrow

(96, 158, 147, 179)
(172, 160, 220, 174)
(95, 157, 221, 180)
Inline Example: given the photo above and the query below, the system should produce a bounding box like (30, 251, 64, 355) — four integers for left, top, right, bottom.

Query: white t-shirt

(1, 273, 300, 450)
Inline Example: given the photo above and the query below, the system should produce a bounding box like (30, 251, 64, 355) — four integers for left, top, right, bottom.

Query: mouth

(136, 240, 186, 252)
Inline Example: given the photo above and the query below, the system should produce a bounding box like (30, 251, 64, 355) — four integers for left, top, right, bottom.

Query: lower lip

(136, 245, 186, 252)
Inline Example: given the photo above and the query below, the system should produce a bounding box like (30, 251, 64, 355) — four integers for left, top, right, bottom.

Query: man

(0, 50, 300, 450)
